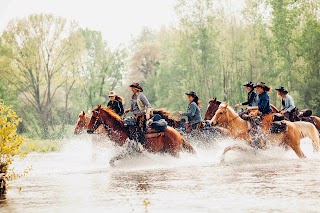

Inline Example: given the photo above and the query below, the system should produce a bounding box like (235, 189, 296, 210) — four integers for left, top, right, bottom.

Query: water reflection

(1, 138, 320, 212)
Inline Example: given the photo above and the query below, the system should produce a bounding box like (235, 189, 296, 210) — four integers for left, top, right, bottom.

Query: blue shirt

(182, 102, 202, 125)
(258, 92, 272, 115)
(281, 94, 295, 112)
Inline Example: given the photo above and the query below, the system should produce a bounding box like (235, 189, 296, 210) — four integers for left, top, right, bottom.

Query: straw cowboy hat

(254, 82, 271, 92)
(275, 86, 288, 94)
(129, 82, 143, 92)
(108, 91, 116, 97)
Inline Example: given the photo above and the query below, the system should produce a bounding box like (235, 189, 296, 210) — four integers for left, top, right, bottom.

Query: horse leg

(109, 150, 131, 167)
(283, 133, 306, 158)
(221, 145, 253, 163)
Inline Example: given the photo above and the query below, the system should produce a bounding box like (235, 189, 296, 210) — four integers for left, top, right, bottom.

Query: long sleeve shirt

(258, 92, 272, 115)
(131, 92, 151, 115)
(107, 100, 124, 116)
(242, 90, 257, 106)
(182, 102, 202, 125)
(281, 94, 295, 112)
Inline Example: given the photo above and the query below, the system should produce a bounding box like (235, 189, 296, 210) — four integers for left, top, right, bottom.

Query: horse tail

(181, 138, 196, 154)
(311, 116, 320, 133)
(294, 121, 320, 152)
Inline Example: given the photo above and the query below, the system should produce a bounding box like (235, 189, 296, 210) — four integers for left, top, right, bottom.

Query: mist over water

(1, 135, 320, 212)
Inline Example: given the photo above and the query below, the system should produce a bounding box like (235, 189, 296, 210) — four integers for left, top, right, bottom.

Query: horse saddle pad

(145, 128, 165, 139)
(300, 109, 312, 117)
(273, 113, 285, 121)
(124, 117, 137, 127)
(270, 121, 287, 134)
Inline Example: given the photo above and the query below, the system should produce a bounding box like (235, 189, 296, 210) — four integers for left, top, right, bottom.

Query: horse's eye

(219, 112, 223, 115)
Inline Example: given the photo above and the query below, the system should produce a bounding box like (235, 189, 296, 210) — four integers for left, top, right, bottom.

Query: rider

(179, 91, 202, 132)
(107, 91, 124, 116)
(254, 82, 272, 116)
(275, 86, 297, 122)
(124, 82, 152, 148)
(235, 81, 258, 108)
(249, 82, 273, 149)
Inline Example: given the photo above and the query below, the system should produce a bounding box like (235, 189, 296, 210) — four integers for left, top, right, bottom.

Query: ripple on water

(1, 135, 320, 212)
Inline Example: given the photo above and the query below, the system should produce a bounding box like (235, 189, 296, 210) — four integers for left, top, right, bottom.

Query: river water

(1, 135, 320, 213)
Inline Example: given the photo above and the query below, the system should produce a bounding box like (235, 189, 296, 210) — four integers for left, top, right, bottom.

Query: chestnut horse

(74, 111, 107, 135)
(210, 103, 319, 158)
(205, 98, 279, 121)
(87, 105, 195, 160)
(205, 98, 222, 120)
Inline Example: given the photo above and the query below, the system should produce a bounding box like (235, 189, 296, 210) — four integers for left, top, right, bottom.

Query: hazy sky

(0, 0, 177, 47)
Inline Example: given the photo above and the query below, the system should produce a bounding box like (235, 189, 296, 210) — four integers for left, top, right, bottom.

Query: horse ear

(213, 97, 216, 101)
(98, 104, 101, 109)
(82, 111, 85, 115)
(225, 103, 229, 108)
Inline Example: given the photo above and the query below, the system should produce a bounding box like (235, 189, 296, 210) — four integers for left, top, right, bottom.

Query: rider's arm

(140, 93, 152, 118)
(286, 95, 295, 112)
(182, 102, 197, 117)
(118, 100, 124, 116)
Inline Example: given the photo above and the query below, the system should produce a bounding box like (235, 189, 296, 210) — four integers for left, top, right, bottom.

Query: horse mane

(100, 106, 124, 125)
(221, 103, 238, 117)
(153, 108, 172, 118)
(270, 104, 280, 113)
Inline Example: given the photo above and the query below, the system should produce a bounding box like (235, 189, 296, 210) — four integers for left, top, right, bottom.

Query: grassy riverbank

(20, 138, 64, 153)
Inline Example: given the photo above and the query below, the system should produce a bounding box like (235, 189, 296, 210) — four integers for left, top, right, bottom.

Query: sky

(0, 0, 177, 48)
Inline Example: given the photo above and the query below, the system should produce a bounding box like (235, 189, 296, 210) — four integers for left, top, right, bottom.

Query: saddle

(145, 128, 165, 139)
(270, 121, 287, 134)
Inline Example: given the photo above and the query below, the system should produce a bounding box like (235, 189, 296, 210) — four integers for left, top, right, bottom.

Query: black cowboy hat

(254, 82, 271, 91)
(243, 81, 255, 88)
(185, 91, 197, 97)
(275, 86, 288, 94)
(129, 82, 143, 92)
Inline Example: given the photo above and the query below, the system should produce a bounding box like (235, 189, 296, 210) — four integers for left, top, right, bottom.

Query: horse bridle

(214, 108, 239, 126)
(90, 109, 107, 132)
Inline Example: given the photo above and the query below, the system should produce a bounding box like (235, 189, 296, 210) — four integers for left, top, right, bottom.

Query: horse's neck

(103, 113, 128, 142)
(226, 108, 249, 136)
(85, 115, 91, 127)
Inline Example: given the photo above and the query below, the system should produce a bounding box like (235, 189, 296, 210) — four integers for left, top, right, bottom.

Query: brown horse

(204, 98, 278, 120)
(210, 103, 320, 158)
(87, 105, 195, 161)
(74, 111, 107, 135)
(152, 109, 181, 128)
(205, 98, 222, 120)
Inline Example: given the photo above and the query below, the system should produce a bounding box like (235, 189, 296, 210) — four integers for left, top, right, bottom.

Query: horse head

(205, 98, 222, 120)
(210, 103, 229, 126)
(87, 105, 103, 134)
(74, 111, 87, 134)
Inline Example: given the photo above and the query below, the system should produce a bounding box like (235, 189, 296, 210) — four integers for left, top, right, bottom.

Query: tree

(1, 14, 84, 138)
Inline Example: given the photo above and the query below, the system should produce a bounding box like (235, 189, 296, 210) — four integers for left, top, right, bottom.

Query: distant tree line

(1, 0, 319, 139)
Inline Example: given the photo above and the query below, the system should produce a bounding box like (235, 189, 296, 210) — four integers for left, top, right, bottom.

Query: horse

(205, 97, 279, 121)
(86, 105, 195, 164)
(270, 105, 320, 133)
(74, 111, 107, 135)
(152, 109, 181, 128)
(205, 98, 222, 120)
(210, 103, 320, 159)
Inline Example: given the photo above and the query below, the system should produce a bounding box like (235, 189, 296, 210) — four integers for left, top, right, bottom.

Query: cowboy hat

(254, 82, 271, 91)
(185, 91, 197, 97)
(108, 91, 116, 97)
(129, 82, 143, 92)
(275, 86, 288, 94)
(243, 81, 255, 88)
